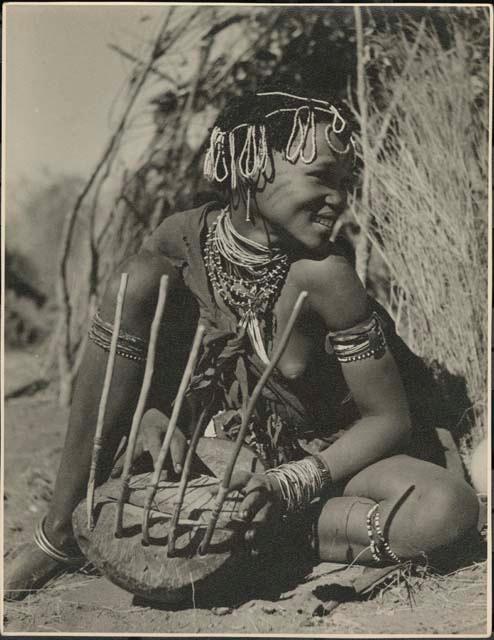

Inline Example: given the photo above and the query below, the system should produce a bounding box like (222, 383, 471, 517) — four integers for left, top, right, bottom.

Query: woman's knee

(344, 456, 479, 557)
(415, 475, 479, 541)
(383, 474, 479, 558)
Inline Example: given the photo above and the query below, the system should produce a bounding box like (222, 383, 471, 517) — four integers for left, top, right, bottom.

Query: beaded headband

(203, 90, 356, 198)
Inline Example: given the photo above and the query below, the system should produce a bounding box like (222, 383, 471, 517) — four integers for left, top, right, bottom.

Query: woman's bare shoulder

(140, 206, 204, 256)
(291, 244, 370, 331)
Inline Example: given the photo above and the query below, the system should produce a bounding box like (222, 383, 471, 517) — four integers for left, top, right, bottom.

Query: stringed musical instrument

(75, 275, 306, 604)
(73, 437, 265, 604)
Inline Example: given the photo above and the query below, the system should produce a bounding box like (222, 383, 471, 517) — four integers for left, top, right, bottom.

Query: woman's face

(253, 120, 354, 253)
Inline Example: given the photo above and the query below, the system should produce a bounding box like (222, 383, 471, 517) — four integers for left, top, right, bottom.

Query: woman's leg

(315, 455, 479, 564)
(5, 254, 187, 599)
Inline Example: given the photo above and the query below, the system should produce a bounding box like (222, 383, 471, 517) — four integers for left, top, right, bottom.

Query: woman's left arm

(304, 253, 412, 483)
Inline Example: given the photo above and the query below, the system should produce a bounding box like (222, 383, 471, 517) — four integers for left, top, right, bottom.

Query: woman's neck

(229, 201, 283, 251)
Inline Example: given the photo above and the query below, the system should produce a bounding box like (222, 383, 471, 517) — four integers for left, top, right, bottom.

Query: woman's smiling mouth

(312, 213, 336, 230)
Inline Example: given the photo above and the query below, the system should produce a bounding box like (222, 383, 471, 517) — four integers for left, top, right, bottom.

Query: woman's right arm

(49, 249, 185, 524)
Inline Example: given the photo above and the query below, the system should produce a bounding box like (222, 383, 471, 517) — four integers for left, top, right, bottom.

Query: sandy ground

(2, 350, 490, 636)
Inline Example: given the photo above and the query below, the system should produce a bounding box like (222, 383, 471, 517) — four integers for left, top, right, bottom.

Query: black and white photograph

(2, 2, 491, 636)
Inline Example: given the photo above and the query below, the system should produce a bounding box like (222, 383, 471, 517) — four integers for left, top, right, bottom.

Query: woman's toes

(4, 542, 66, 601)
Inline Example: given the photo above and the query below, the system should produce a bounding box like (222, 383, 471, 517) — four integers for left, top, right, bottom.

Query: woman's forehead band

(204, 90, 356, 187)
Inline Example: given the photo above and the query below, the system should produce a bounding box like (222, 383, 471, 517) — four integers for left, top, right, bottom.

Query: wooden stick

(141, 323, 205, 544)
(199, 291, 308, 554)
(166, 403, 211, 555)
(86, 273, 128, 529)
(114, 275, 169, 536)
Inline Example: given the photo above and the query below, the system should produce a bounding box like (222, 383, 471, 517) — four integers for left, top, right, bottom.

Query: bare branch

(353, 6, 372, 286)
(108, 43, 178, 86)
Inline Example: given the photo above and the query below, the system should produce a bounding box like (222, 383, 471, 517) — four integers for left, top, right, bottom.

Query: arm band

(325, 311, 386, 363)
(88, 311, 147, 362)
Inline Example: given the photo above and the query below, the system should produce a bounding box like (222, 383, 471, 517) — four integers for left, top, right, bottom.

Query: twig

(108, 43, 179, 86)
(141, 323, 205, 544)
(114, 275, 169, 536)
(199, 291, 308, 554)
(4, 378, 50, 401)
(206, 10, 283, 96)
(87, 273, 128, 529)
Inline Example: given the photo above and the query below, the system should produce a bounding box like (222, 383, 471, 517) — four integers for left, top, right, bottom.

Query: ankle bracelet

(365, 503, 402, 565)
(34, 517, 85, 566)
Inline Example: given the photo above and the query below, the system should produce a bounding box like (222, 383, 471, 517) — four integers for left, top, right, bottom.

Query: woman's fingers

(140, 409, 169, 471)
(244, 502, 273, 544)
(170, 429, 187, 474)
(110, 438, 144, 478)
(142, 421, 163, 469)
(238, 477, 272, 521)
(208, 470, 253, 497)
(229, 470, 255, 491)
(140, 409, 189, 475)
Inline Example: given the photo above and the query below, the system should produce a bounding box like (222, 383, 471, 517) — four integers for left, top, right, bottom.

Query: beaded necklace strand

(204, 207, 289, 364)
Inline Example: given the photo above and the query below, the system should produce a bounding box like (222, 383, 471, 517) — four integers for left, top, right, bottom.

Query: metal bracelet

(325, 312, 387, 363)
(34, 516, 85, 566)
(265, 455, 333, 515)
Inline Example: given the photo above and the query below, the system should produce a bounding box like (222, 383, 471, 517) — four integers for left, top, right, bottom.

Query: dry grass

(366, 558, 488, 613)
(350, 10, 489, 463)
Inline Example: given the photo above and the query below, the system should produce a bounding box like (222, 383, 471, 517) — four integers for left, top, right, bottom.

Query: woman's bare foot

(4, 542, 72, 601)
(5, 518, 85, 601)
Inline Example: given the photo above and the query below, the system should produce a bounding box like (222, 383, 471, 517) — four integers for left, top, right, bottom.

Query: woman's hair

(204, 85, 357, 194)
(215, 89, 355, 151)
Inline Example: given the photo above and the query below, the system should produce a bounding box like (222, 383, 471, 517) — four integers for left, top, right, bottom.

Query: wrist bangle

(264, 455, 333, 515)
(312, 453, 333, 487)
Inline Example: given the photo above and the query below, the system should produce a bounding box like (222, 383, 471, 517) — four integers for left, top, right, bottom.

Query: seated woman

(5, 87, 479, 600)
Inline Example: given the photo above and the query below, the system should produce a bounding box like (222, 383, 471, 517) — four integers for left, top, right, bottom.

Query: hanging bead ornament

(203, 90, 356, 196)
(203, 208, 289, 364)
(286, 106, 317, 164)
(203, 126, 229, 183)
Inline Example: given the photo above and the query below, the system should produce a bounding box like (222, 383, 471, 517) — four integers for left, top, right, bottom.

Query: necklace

(203, 208, 289, 364)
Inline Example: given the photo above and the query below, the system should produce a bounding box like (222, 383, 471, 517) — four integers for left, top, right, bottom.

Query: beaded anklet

(365, 503, 402, 564)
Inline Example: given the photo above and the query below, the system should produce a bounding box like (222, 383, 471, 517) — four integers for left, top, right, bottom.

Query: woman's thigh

(344, 454, 452, 500)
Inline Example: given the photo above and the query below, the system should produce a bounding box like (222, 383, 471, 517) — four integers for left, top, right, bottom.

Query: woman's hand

(211, 471, 283, 548)
(111, 408, 187, 478)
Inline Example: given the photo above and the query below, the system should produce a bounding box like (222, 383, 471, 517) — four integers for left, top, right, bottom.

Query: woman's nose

(325, 190, 345, 211)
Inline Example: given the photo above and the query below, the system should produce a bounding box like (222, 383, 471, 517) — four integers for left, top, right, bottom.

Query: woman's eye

(340, 177, 354, 192)
(310, 173, 328, 182)
(308, 171, 353, 192)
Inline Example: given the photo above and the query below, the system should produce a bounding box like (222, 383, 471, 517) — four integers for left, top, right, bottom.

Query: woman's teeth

(313, 215, 333, 229)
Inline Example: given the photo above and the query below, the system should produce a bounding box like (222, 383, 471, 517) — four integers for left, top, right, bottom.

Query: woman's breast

(275, 329, 314, 381)
(271, 284, 324, 382)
